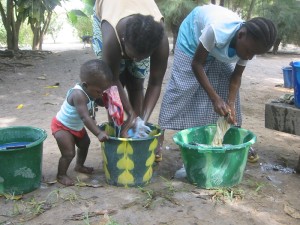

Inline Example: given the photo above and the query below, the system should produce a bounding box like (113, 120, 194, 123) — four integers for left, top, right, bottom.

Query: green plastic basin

(0, 126, 47, 195)
(173, 125, 256, 189)
(99, 122, 162, 187)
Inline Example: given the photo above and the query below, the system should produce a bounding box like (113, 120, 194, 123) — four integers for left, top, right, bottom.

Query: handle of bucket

(6, 145, 27, 150)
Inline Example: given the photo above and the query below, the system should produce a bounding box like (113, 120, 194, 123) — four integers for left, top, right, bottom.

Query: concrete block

(265, 101, 300, 135)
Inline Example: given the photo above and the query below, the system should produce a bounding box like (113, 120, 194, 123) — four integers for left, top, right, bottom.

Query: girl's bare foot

(74, 165, 94, 174)
(155, 146, 163, 162)
(57, 175, 74, 186)
(296, 156, 300, 173)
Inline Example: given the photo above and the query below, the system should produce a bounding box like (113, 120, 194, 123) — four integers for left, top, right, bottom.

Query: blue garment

(56, 84, 94, 131)
(177, 5, 246, 65)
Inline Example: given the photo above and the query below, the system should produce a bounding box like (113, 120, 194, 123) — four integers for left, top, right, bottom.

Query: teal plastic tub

(0, 126, 47, 195)
(173, 125, 256, 189)
(99, 122, 162, 187)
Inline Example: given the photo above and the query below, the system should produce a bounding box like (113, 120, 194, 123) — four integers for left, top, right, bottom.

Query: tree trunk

(38, 11, 52, 50)
(4, 0, 18, 51)
(246, 0, 256, 20)
(272, 38, 281, 54)
(211, 0, 216, 4)
(220, 0, 225, 6)
(31, 19, 41, 51)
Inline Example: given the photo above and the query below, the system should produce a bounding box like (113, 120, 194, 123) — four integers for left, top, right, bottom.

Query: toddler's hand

(97, 131, 109, 142)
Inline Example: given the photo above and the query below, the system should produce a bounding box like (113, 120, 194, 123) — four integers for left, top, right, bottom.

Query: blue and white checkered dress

(158, 46, 242, 130)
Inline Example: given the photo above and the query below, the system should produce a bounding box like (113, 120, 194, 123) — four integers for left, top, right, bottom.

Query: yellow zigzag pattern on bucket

(101, 142, 110, 180)
(117, 141, 134, 187)
(143, 138, 157, 182)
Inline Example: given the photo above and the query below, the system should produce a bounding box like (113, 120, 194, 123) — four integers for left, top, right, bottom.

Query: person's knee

(62, 151, 76, 161)
(77, 135, 90, 149)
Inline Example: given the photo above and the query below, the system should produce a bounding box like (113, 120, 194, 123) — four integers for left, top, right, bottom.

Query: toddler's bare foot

(57, 175, 74, 186)
(74, 165, 94, 174)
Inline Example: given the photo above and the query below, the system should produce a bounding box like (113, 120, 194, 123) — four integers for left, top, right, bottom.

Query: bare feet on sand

(57, 175, 75, 186)
(74, 165, 94, 174)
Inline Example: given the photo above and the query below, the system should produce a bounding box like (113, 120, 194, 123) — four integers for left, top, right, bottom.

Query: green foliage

(157, 0, 202, 28)
(0, 22, 6, 45)
(16, 0, 61, 23)
(47, 13, 64, 42)
(67, 7, 93, 38)
(69, 14, 93, 37)
(82, 0, 95, 15)
(19, 20, 33, 47)
(262, 0, 300, 46)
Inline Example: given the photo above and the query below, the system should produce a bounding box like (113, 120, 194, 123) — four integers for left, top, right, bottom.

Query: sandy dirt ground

(0, 42, 300, 225)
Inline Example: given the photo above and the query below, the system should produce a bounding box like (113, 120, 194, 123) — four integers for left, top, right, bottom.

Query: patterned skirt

(158, 47, 242, 130)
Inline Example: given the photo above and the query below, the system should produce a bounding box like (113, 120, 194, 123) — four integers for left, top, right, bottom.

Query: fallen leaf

(17, 104, 24, 109)
(67, 209, 117, 221)
(98, 213, 111, 225)
(44, 85, 59, 88)
(75, 181, 103, 188)
(44, 102, 59, 105)
(192, 189, 217, 196)
(284, 203, 300, 219)
(0, 193, 23, 200)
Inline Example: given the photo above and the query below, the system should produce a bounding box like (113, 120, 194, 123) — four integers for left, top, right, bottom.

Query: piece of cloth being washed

(212, 116, 231, 147)
(92, 0, 169, 137)
(158, 4, 277, 161)
(51, 59, 113, 186)
(102, 85, 124, 127)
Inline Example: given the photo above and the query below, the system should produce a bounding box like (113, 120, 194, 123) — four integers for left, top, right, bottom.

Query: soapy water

(260, 163, 296, 174)
(113, 120, 151, 138)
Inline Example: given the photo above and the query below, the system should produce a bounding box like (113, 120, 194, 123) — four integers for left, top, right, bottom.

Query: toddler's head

(80, 59, 113, 99)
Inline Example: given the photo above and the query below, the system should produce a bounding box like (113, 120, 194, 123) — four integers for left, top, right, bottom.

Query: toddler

(51, 59, 113, 186)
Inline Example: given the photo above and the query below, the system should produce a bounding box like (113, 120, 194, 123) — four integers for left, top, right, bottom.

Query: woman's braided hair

(243, 17, 277, 51)
(125, 14, 164, 54)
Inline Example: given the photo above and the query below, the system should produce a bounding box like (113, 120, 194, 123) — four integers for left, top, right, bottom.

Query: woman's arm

(101, 22, 136, 134)
(142, 32, 169, 123)
(226, 64, 245, 124)
(192, 43, 230, 117)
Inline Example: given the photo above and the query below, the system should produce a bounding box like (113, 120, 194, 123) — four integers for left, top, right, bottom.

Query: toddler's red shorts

(51, 117, 86, 139)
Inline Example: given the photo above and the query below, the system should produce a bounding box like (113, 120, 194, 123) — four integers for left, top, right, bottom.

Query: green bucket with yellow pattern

(99, 122, 162, 187)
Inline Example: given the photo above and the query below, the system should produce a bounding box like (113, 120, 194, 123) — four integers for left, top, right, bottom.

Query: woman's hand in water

(97, 131, 109, 142)
(120, 115, 136, 138)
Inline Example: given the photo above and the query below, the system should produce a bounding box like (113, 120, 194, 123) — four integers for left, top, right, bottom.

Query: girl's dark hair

(244, 17, 277, 51)
(125, 14, 164, 54)
(80, 59, 112, 82)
